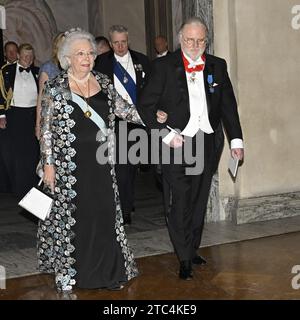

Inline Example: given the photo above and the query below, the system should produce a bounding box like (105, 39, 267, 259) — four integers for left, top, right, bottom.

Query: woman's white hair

(57, 28, 97, 70)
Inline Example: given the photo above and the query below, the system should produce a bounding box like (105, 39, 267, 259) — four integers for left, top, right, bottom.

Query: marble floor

(1, 169, 300, 279)
(1, 232, 300, 300)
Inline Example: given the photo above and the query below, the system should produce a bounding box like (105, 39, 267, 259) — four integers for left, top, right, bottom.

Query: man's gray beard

(184, 47, 205, 61)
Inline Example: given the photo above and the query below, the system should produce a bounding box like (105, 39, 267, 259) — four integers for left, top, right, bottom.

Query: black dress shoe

(179, 260, 193, 280)
(192, 255, 207, 265)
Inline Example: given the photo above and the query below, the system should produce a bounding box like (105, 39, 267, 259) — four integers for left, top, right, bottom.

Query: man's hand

(156, 110, 168, 123)
(231, 148, 244, 161)
(0, 117, 7, 129)
(169, 133, 184, 148)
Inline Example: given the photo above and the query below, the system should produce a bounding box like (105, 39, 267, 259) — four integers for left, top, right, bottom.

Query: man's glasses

(111, 40, 128, 46)
(182, 36, 207, 47)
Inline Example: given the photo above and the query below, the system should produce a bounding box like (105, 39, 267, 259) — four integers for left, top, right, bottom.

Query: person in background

(94, 25, 151, 225)
(95, 36, 111, 55)
(1, 41, 18, 67)
(0, 43, 39, 199)
(35, 32, 65, 139)
(154, 35, 171, 58)
(153, 35, 172, 196)
(0, 41, 19, 192)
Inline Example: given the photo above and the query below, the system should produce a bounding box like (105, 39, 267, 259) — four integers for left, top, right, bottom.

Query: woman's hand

(43, 164, 56, 193)
(156, 110, 168, 123)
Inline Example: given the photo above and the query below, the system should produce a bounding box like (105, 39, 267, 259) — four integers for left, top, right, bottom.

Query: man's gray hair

(108, 25, 128, 41)
(178, 17, 208, 35)
(57, 28, 97, 70)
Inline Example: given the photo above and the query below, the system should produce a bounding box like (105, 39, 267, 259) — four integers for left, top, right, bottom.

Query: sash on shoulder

(113, 59, 136, 105)
(71, 92, 107, 137)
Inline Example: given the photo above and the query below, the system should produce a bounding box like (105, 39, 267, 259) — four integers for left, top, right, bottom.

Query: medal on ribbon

(207, 74, 214, 93)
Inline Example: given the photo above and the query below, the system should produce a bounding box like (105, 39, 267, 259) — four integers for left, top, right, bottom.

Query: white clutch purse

(18, 179, 53, 221)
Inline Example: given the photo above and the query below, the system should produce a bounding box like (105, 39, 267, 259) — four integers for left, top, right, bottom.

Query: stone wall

(214, 0, 300, 222)
(100, 0, 146, 54)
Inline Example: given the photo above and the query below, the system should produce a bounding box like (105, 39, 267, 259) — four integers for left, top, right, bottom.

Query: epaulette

(1, 61, 17, 70)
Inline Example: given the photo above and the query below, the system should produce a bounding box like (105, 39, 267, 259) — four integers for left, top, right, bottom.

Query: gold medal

(84, 110, 92, 118)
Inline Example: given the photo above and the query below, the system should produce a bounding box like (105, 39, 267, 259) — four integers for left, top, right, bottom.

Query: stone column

(171, 0, 183, 50)
(181, 0, 214, 54)
(87, 0, 104, 38)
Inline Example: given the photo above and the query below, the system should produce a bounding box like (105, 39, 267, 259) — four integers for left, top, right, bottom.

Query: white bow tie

(187, 58, 205, 69)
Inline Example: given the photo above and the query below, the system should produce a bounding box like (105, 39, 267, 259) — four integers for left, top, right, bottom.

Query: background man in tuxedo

(137, 17, 244, 280)
(0, 43, 39, 198)
(154, 35, 171, 58)
(94, 25, 151, 225)
(95, 36, 111, 55)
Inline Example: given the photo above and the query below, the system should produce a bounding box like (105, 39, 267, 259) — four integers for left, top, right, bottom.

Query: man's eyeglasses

(182, 37, 207, 47)
(72, 51, 96, 58)
(111, 40, 128, 46)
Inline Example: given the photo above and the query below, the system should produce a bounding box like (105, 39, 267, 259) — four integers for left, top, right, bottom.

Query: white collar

(114, 51, 130, 63)
(157, 50, 168, 57)
(17, 62, 30, 69)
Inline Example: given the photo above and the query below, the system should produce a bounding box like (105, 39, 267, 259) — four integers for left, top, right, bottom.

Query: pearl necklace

(68, 71, 91, 84)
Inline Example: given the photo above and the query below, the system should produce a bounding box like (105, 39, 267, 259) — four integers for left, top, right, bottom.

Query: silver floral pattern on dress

(38, 70, 140, 291)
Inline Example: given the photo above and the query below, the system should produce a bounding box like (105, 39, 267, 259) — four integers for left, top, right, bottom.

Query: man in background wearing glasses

(137, 17, 244, 281)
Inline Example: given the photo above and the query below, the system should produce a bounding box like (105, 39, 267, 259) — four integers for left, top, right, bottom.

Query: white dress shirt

(12, 63, 38, 107)
(163, 52, 212, 144)
(0, 63, 38, 119)
(113, 51, 136, 104)
(163, 52, 243, 149)
(157, 50, 168, 58)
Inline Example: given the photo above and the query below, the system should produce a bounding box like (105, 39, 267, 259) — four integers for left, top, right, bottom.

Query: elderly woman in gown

(38, 28, 143, 291)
